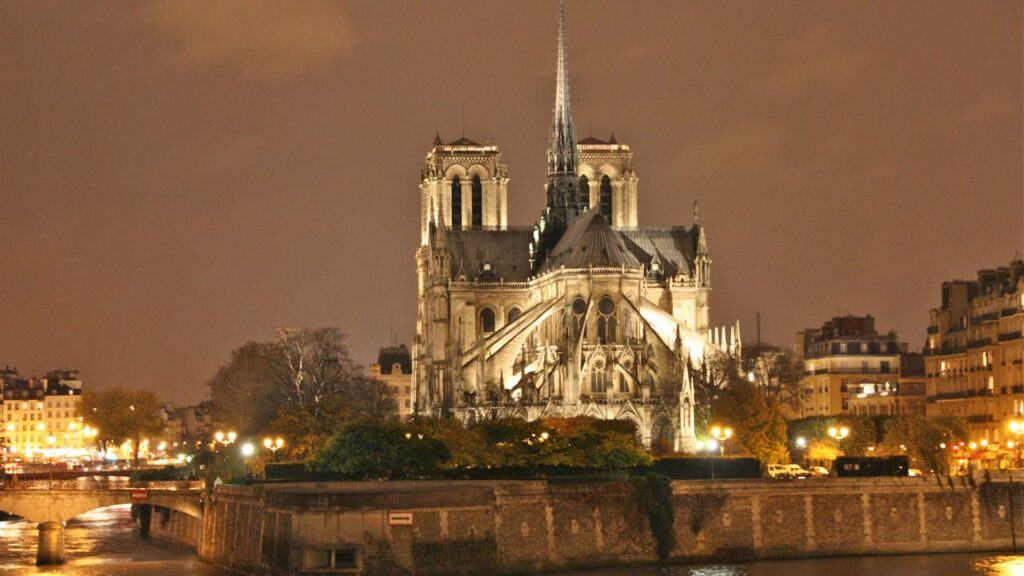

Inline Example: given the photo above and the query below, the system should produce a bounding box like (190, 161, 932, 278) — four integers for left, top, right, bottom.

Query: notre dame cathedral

(413, 1, 740, 452)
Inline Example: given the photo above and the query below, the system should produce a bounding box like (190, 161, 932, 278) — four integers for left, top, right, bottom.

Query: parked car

(767, 464, 810, 479)
(908, 468, 924, 477)
(808, 466, 830, 477)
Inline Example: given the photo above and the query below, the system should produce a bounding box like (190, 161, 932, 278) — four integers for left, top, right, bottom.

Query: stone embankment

(148, 472, 1024, 575)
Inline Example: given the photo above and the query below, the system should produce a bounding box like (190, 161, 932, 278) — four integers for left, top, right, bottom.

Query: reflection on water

(0, 505, 231, 575)
(2, 505, 1023, 576)
(556, 554, 1024, 576)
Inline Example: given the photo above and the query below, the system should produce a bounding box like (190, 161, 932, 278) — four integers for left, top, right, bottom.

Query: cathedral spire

(545, 0, 582, 222)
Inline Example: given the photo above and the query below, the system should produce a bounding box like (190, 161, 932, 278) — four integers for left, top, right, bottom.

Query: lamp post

(1009, 417, 1024, 468)
(710, 425, 734, 456)
(262, 437, 285, 462)
(828, 425, 849, 471)
(828, 425, 850, 442)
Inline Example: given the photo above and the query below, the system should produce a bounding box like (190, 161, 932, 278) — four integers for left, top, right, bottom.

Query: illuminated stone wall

(191, 476, 1024, 575)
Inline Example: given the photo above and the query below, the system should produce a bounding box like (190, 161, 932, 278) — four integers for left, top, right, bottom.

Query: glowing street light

(240, 442, 255, 458)
(710, 425, 734, 456)
(795, 436, 807, 449)
(828, 426, 850, 441)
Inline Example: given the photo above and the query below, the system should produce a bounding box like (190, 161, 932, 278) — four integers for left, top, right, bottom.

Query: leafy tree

(308, 419, 448, 479)
(712, 382, 788, 465)
(80, 387, 165, 464)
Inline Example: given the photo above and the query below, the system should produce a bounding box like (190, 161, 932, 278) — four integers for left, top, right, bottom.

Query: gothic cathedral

(413, 2, 739, 452)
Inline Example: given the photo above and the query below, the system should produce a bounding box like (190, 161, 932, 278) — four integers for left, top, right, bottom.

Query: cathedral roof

(446, 228, 533, 282)
(620, 227, 696, 278)
(539, 209, 642, 273)
(447, 136, 481, 146)
(578, 136, 608, 145)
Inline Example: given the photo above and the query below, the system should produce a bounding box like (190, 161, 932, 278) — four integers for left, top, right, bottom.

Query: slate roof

(578, 136, 608, 145)
(539, 210, 641, 273)
(377, 345, 412, 375)
(447, 228, 533, 281)
(442, 216, 697, 282)
(620, 227, 696, 278)
(447, 137, 481, 146)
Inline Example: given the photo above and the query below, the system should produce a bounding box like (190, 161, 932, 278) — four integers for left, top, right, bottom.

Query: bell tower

(419, 134, 508, 245)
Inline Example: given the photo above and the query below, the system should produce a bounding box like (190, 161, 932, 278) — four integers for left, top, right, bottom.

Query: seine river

(0, 505, 1022, 575)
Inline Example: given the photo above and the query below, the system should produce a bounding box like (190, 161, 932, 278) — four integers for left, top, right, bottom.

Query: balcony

(1003, 308, 1021, 317)
(971, 312, 1000, 324)
(968, 338, 993, 349)
(999, 331, 1022, 342)
(968, 414, 996, 424)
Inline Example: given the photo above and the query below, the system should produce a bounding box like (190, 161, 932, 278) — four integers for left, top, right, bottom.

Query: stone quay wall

(149, 504, 204, 551)
(187, 474, 1024, 575)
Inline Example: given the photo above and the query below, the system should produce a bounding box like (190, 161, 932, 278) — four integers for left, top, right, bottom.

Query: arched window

(471, 175, 483, 227)
(597, 297, 616, 344)
(578, 175, 590, 208)
(479, 307, 496, 334)
(507, 307, 522, 324)
(450, 176, 462, 228)
(599, 175, 612, 221)
(571, 296, 587, 336)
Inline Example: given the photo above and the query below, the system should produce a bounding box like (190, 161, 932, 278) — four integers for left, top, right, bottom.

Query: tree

(207, 341, 279, 435)
(308, 419, 448, 479)
(80, 387, 165, 464)
(744, 345, 802, 415)
(342, 376, 398, 421)
(712, 382, 788, 465)
(206, 327, 398, 459)
(273, 327, 360, 418)
(689, 350, 744, 433)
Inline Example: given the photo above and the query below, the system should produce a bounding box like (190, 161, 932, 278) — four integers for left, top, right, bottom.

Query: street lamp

(240, 442, 255, 457)
(710, 425, 733, 456)
(262, 437, 285, 462)
(828, 425, 850, 441)
(1009, 417, 1024, 468)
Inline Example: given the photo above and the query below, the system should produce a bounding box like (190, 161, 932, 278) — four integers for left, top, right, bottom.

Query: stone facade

(412, 1, 739, 452)
(797, 316, 906, 418)
(186, 475, 1024, 576)
(369, 344, 414, 418)
(1, 369, 86, 460)
(925, 259, 1024, 442)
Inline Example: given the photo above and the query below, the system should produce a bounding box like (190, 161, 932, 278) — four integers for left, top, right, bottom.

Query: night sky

(1, 1, 1020, 404)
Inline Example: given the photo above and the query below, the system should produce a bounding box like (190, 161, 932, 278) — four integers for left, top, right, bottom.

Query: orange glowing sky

(0, 1, 1020, 403)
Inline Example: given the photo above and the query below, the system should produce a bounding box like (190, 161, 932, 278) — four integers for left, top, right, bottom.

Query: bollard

(36, 521, 66, 565)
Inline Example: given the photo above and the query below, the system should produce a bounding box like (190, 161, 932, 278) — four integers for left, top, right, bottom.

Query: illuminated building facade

(1, 369, 88, 460)
(370, 344, 414, 418)
(925, 260, 1024, 442)
(797, 316, 905, 418)
(413, 2, 739, 451)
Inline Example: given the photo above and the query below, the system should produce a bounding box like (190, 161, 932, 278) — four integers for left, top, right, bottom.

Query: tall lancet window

(578, 175, 590, 208)
(451, 176, 462, 229)
(599, 175, 612, 221)
(471, 176, 483, 227)
(597, 297, 616, 344)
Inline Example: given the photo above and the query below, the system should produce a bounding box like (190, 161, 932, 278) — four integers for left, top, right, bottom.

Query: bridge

(0, 477, 204, 565)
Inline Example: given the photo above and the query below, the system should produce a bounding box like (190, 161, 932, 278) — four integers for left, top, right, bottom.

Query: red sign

(130, 489, 148, 502)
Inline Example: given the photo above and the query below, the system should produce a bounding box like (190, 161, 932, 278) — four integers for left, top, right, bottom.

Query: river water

(0, 505, 1022, 575)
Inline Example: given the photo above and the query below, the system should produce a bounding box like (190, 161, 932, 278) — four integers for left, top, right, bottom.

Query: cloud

(143, 0, 355, 81)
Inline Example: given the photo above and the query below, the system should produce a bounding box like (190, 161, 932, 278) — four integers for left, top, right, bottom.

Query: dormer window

(482, 260, 493, 273)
